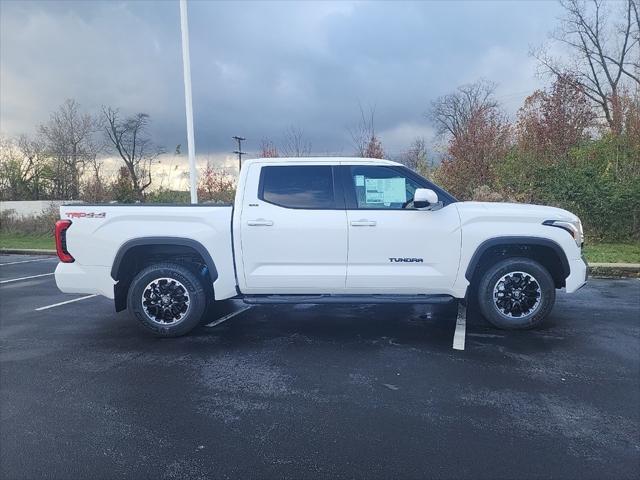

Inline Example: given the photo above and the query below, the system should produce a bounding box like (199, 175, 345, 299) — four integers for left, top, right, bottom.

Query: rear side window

(259, 165, 336, 209)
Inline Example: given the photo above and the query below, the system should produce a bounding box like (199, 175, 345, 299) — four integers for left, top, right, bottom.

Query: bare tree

(82, 151, 110, 202)
(398, 137, 432, 177)
(102, 106, 164, 201)
(429, 80, 499, 140)
(82, 131, 104, 200)
(533, 0, 640, 133)
(628, 0, 640, 69)
(363, 135, 385, 158)
(0, 135, 52, 200)
(349, 103, 385, 158)
(16, 135, 51, 199)
(39, 99, 97, 199)
(259, 139, 279, 158)
(281, 126, 312, 157)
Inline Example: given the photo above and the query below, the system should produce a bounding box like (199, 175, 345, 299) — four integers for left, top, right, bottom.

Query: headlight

(543, 219, 584, 247)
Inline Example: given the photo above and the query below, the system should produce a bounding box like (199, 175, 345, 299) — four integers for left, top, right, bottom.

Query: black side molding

(110, 237, 218, 282)
(465, 236, 570, 280)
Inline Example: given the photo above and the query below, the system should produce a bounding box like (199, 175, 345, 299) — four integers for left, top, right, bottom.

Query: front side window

(260, 165, 335, 209)
(348, 166, 421, 209)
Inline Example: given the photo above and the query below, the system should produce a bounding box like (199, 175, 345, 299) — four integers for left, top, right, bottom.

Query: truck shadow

(114, 300, 578, 356)
(193, 302, 460, 352)
(187, 300, 577, 356)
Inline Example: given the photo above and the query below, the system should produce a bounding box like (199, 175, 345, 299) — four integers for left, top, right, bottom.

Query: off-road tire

(128, 262, 207, 337)
(476, 257, 555, 329)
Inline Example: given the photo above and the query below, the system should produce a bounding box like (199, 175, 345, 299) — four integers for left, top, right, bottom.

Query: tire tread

(476, 257, 555, 330)
(127, 262, 207, 337)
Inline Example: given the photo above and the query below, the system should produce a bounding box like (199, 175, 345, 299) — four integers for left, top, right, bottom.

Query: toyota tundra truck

(54, 157, 588, 337)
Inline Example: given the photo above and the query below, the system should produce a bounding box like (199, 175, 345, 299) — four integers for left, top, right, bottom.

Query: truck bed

(56, 204, 237, 300)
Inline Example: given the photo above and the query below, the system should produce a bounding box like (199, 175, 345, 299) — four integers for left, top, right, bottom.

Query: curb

(589, 263, 640, 279)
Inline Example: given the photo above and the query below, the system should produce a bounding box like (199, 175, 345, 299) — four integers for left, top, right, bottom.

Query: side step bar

(242, 294, 455, 305)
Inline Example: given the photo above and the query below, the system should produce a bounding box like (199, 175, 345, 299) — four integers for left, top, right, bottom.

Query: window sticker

(364, 177, 406, 204)
(365, 188, 384, 203)
(355, 175, 365, 187)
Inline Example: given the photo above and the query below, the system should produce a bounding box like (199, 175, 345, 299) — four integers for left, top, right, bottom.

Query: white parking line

(0, 258, 55, 266)
(35, 294, 98, 311)
(452, 303, 466, 351)
(205, 305, 253, 327)
(0, 273, 54, 284)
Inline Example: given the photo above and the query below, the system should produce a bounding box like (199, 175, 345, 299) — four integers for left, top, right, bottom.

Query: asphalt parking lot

(0, 254, 638, 480)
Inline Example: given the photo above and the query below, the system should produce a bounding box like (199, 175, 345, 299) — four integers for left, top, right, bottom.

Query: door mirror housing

(413, 188, 438, 209)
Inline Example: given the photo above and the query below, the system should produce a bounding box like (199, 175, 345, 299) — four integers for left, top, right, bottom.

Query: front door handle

(350, 219, 376, 227)
(247, 219, 274, 226)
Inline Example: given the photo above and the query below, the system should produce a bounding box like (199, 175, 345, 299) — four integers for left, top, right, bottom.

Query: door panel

(239, 164, 348, 293)
(342, 165, 462, 293)
(346, 207, 461, 292)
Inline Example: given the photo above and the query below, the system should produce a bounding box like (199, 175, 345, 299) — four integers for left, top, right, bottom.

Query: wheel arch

(465, 236, 570, 289)
(111, 237, 218, 312)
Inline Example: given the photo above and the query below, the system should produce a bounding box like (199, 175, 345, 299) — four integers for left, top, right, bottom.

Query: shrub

(198, 163, 236, 204)
(471, 185, 506, 202)
(494, 137, 639, 242)
(146, 188, 190, 204)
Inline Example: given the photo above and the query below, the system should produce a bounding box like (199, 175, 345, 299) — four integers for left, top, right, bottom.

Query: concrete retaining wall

(0, 200, 82, 217)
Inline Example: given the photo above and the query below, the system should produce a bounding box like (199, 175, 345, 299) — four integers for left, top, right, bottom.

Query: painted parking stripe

(0, 258, 55, 266)
(205, 305, 253, 327)
(35, 294, 98, 311)
(0, 273, 54, 284)
(452, 303, 466, 351)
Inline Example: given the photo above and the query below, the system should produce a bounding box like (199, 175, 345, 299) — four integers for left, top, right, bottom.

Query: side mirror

(413, 188, 438, 209)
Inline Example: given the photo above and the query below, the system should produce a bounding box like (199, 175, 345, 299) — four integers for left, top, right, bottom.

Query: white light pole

(179, 0, 198, 204)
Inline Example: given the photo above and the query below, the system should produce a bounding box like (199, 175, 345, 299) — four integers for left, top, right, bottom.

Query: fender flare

(111, 237, 218, 282)
(464, 236, 570, 281)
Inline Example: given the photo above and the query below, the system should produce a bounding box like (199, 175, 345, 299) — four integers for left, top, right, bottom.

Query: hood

(455, 201, 579, 223)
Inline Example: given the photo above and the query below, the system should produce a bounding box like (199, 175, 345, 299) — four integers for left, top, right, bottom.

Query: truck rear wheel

(476, 257, 555, 329)
(127, 262, 206, 337)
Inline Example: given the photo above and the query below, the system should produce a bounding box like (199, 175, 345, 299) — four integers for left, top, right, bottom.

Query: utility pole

(232, 136, 246, 174)
(179, 0, 197, 204)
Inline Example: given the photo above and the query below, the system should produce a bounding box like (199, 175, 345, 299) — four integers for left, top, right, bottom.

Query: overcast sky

(1, 0, 563, 166)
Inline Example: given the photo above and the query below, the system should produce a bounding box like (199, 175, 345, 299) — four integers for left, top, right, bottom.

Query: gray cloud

(1, 0, 562, 159)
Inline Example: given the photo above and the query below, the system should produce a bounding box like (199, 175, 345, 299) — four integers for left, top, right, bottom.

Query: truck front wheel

(127, 262, 207, 337)
(476, 257, 555, 329)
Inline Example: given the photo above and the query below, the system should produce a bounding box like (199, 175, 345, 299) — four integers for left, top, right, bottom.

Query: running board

(242, 294, 454, 305)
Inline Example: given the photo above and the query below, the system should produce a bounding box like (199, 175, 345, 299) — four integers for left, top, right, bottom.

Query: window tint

(260, 165, 335, 209)
(349, 166, 421, 209)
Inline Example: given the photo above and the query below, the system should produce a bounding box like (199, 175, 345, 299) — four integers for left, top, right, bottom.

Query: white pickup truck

(54, 157, 587, 337)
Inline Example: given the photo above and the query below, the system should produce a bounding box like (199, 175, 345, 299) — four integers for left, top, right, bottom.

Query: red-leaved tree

(430, 80, 511, 199)
(436, 110, 511, 199)
(260, 139, 279, 158)
(517, 74, 594, 161)
(197, 162, 236, 204)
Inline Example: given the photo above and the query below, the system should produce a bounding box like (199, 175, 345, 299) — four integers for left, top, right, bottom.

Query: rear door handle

(350, 219, 376, 227)
(247, 219, 273, 226)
